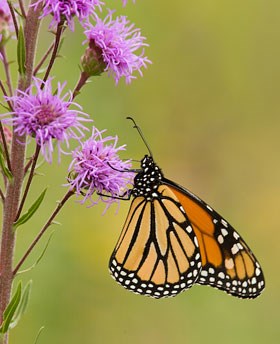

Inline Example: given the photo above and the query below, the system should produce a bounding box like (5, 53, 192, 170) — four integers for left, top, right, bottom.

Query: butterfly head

(132, 155, 163, 200)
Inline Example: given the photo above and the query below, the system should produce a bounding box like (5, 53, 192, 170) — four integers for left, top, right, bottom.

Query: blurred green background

(3, 0, 280, 343)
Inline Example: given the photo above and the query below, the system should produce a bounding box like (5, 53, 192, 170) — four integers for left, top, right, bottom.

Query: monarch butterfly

(109, 118, 265, 299)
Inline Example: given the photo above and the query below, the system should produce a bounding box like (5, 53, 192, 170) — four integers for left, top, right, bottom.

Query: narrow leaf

(13, 6, 24, 18)
(10, 281, 32, 329)
(51, 221, 61, 226)
(13, 188, 48, 230)
(17, 24, 26, 76)
(0, 282, 22, 333)
(8, 60, 15, 66)
(35, 67, 48, 76)
(34, 326, 45, 344)
(17, 231, 55, 275)
(0, 102, 12, 111)
(0, 150, 13, 181)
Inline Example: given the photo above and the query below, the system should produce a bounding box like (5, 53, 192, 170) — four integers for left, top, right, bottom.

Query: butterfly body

(132, 155, 163, 200)
(109, 155, 265, 299)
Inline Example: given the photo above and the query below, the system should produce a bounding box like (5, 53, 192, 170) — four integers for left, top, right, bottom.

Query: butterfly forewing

(109, 185, 202, 298)
(166, 180, 265, 298)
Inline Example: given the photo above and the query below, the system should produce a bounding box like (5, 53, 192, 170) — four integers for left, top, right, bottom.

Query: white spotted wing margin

(109, 189, 202, 298)
(196, 222, 265, 299)
(162, 178, 265, 299)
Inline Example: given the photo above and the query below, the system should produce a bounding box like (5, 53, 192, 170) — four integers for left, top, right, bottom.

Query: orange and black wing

(109, 185, 202, 298)
(164, 179, 265, 299)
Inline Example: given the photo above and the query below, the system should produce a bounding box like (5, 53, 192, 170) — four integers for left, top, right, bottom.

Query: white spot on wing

(255, 268, 261, 276)
(221, 228, 228, 236)
(233, 232, 240, 240)
(225, 258, 234, 269)
(231, 244, 239, 255)
(221, 219, 228, 227)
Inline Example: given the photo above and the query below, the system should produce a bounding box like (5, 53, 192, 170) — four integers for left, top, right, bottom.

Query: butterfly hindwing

(109, 185, 202, 298)
(165, 179, 265, 298)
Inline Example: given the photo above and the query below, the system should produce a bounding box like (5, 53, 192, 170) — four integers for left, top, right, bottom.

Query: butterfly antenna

(127, 117, 153, 158)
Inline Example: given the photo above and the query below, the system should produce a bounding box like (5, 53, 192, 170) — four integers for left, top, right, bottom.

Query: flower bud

(81, 41, 106, 77)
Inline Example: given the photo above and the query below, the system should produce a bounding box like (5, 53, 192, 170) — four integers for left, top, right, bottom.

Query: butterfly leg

(97, 189, 132, 200)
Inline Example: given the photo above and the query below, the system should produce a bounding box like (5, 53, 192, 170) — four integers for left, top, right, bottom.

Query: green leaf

(50, 221, 61, 226)
(17, 24, 26, 76)
(13, 6, 24, 18)
(0, 149, 13, 181)
(34, 67, 47, 76)
(10, 281, 32, 329)
(34, 326, 45, 344)
(0, 282, 22, 333)
(16, 230, 55, 275)
(13, 188, 48, 230)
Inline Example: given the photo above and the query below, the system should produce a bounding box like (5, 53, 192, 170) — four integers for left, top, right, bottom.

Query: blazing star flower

(2, 78, 91, 163)
(33, 0, 103, 31)
(83, 10, 151, 84)
(68, 127, 134, 209)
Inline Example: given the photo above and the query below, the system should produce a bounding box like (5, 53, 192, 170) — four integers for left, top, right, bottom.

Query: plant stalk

(0, 2, 42, 343)
(72, 71, 90, 100)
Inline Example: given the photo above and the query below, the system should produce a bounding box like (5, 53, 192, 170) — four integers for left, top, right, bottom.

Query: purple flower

(3, 78, 91, 163)
(33, 0, 103, 31)
(83, 10, 151, 84)
(68, 127, 134, 209)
